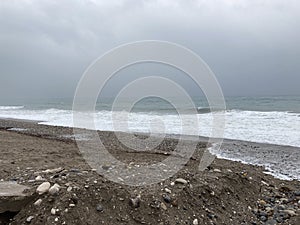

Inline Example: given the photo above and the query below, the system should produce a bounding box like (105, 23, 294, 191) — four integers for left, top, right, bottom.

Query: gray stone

(96, 204, 104, 212)
(265, 219, 276, 225)
(48, 184, 60, 195)
(36, 182, 50, 195)
(175, 178, 188, 185)
(129, 196, 141, 208)
(282, 209, 296, 217)
(162, 194, 171, 203)
(0, 182, 34, 213)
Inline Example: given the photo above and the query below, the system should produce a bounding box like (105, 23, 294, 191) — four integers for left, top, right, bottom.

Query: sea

(0, 95, 299, 180)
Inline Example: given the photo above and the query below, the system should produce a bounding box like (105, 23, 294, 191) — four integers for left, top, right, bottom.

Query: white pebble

(193, 218, 199, 225)
(175, 178, 188, 185)
(26, 216, 34, 223)
(164, 188, 172, 194)
(51, 208, 56, 215)
(33, 199, 42, 206)
(49, 183, 60, 195)
(35, 175, 43, 181)
(36, 182, 51, 195)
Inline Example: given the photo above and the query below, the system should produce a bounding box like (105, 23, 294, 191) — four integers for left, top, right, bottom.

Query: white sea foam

(1, 106, 300, 181)
(0, 107, 299, 148)
(0, 106, 24, 110)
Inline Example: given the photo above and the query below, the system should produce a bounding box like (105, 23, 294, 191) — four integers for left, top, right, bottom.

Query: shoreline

(1, 118, 299, 181)
(0, 118, 300, 224)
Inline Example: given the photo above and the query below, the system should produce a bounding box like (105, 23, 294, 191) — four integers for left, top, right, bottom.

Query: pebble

(35, 175, 43, 181)
(260, 216, 267, 222)
(36, 182, 51, 195)
(162, 194, 171, 203)
(69, 204, 75, 207)
(49, 183, 60, 195)
(175, 178, 188, 185)
(96, 204, 104, 212)
(265, 219, 276, 225)
(43, 167, 63, 174)
(164, 188, 171, 194)
(26, 216, 34, 223)
(282, 209, 296, 217)
(259, 200, 267, 206)
(67, 186, 72, 192)
(193, 218, 199, 225)
(33, 199, 42, 206)
(51, 208, 56, 215)
(129, 196, 141, 208)
(213, 169, 221, 173)
(160, 202, 167, 210)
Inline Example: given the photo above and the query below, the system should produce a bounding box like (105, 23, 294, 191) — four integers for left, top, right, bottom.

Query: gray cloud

(0, 0, 299, 100)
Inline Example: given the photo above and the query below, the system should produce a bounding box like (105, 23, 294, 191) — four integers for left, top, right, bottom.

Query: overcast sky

(0, 0, 299, 100)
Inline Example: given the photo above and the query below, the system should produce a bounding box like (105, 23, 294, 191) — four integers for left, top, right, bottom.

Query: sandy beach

(0, 119, 299, 225)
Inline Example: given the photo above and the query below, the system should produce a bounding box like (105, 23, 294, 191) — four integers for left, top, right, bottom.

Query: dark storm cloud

(0, 0, 300, 100)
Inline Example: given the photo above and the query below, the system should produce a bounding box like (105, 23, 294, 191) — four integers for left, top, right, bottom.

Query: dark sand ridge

(0, 119, 300, 224)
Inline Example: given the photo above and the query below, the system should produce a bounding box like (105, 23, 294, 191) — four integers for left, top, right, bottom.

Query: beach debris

(36, 182, 51, 195)
(175, 178, 188, 185)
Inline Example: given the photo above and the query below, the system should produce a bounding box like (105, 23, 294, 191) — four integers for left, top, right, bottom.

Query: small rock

(213, 169, 221, 173)
(164, 188, 171, 194)
(96, 204, 104, 212)
(33, 199, 42, 206)
(294, 190, 300, 196)
(162, 194, 171, 203)
(260, 216, 267, 222)
(69, 203, 75, 207)
(279, 186, 292, 193)
(67, 186, 72, 192)
(36, 182, 51, 195)
(26, 216, 34, 223)
(265, 219, 276, 225)
(43, 167, 63, 174)
(175, 178, 188, 185)
(35, 176, 43, 181)
(193, 218, 199, 225)
(265, 207, 273, 214)
(283, 209, 296, 217)
(208, 213, 216, 219)
(259, 200, 267, 206)
(51, 208, 56, 215)
(49, 184, 60, 195)
(160, 202, 167, 210)
(129, 196, 141, 208)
